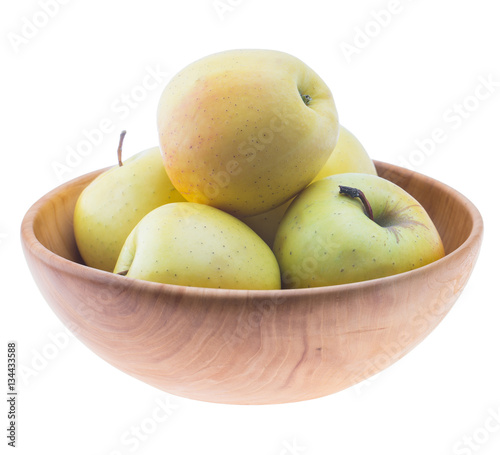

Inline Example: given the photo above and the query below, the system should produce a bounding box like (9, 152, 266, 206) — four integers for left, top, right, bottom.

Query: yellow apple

(241, 125, 377, 247)
(314, 125, 376, 178)
(114, 202, 281, 290)
(74, 134, 185, 272)
(157, 49, 339, 217)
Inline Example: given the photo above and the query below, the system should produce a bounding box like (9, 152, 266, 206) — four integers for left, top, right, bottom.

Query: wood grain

(20, 161, 483, 404)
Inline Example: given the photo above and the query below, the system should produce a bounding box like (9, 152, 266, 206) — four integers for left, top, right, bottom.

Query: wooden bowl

(21, 161, 483, 404)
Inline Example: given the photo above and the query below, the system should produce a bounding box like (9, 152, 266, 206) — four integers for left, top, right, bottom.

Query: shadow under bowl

(21, 161, 483, 404)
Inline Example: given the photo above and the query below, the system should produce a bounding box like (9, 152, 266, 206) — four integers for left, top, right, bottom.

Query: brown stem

(339, 185, 374, 221)
(117, 130, 127, 167)
(117, 270, 128, 276)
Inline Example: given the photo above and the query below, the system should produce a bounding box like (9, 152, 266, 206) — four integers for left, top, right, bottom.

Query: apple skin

(74, 147, 186, 272)
(114, 202, 281, 290)
(157, 49, 339, 217)
(314, 125, 376, 179)
(273, 173, 445, 288)
(241, 125, 377, 247)
(240, 201, 290, 249)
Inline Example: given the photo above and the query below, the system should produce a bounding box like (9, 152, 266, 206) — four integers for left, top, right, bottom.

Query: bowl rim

(21, 160, 484, 299)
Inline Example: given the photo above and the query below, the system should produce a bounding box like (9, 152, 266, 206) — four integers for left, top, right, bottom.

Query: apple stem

(339, 185, 374, 221)
(117, 130, 127, 167)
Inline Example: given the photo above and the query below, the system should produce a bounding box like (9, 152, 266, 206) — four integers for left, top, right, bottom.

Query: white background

(2, 0, 499, 454)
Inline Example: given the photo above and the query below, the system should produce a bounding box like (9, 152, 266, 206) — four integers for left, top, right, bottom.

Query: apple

(74, 132, 186, 272)
(157, 49, 339, 217)
(314, 124, 376, 179)
(114, 202, 281, 290)
(241, 125, 377, 247)
(273, 173, 445, 288)
(240, 200, 290, 249)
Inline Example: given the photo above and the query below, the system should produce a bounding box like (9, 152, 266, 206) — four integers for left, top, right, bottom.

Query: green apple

(114, 202, 281, 290)
(273, 173, 445, 288)
(157, 49, 339, 217)
(74, 132, 186, 272)
(241, 125, 377, 247)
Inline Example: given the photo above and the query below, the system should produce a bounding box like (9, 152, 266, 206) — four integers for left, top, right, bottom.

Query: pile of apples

(74, 49, 445, 290)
